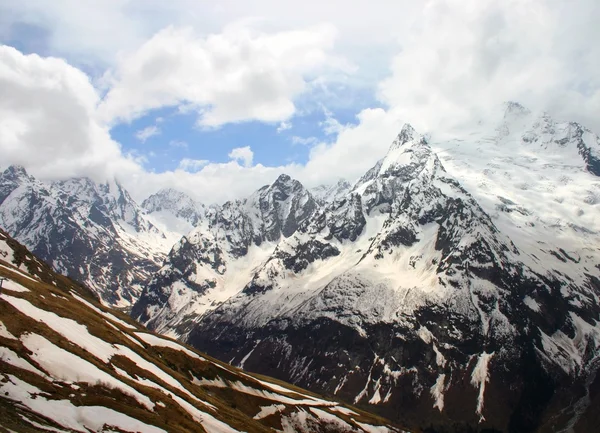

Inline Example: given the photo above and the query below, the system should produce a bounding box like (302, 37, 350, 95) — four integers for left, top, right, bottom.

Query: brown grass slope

(0, 229, 405, 433)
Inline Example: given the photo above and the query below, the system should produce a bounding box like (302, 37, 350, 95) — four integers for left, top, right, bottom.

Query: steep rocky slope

(0, 168, 174, 307)
(134, 107, 600, 432)
(142, 188, 206, 243)
(0, 229, 402, 433)
(132, 174, 319, 336)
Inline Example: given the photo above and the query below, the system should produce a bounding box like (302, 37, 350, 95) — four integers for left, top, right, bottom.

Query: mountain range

(0, 228, 400, 432)
(1, 102, 599, 432)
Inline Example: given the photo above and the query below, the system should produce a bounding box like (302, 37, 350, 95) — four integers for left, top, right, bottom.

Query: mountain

(133, 108, 600, 432)
(311, 179, 352, 206)
(142, 188, 206, 244)
(132, 173, 319, 336)
(0, 167, 173, 308)
(0, 229, 402, 433)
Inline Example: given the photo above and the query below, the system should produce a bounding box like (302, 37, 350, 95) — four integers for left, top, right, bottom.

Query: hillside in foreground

(0, 229, 403, 433)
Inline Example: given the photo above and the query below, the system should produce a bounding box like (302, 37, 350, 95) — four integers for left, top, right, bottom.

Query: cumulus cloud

(124, 161, 304, 204)
(1, 0, 600, 205)
(96, 24, 340, 127)
(135, 125, 160, 142)
(377, 0, 600, 134)
(228, 146, 254, 168)
(277, 121, 292, 133)
(0, 45, 140, 181)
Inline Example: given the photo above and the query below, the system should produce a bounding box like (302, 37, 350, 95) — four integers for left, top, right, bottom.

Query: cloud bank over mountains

(0, 0, 598, 203)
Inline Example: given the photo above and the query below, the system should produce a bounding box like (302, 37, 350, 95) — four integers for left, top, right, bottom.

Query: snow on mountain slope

(142, 188, 206, 247)
(135, 111, 600, 433)
(430, 102, 600, 311)
(311, 179, 352, 205)
(0, 231, 403, 433)
(0, 167, 173, 308)
(132, 174, 319, 336)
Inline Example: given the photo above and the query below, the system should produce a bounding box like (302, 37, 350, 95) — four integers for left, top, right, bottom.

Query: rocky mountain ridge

(0, 229, 401, 433)
(0, 167, 175, 307)
(133, 107, 600, 432)
(1, 102, 599, 432)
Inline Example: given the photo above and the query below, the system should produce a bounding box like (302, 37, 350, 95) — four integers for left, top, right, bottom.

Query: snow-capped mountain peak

(1, 165, 32, 182)
(389, 123, 420, 150)
(503, 100, 531, 119)
(0, 168, 173, 307)
(135, 112, 600, 432)
(142, 188, 206, 241)
(245, 173, 318, 241)
(310, 179, 352, 206)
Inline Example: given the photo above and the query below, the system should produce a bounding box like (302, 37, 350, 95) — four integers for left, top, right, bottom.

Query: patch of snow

(352, 419, 400, 433)
(134, 332, 205, 361)
(193, 376, 228, 388)
(20, 333, 154, 410)
(0, 239, 15, 263)
(230, 380, 336, 406)
(0, 374, 166, 433)
(253, 404, 286, 420)
(71, 293, 136, 329)
(19, 415, 68, 433)
(238, 339, 261, 369)
(430, 374, 446, 412)
(168, 392, 240, 433)
(2, 294, 116, 362)
(309, 407, 354, 430)
(0, 263, 38, 283)
(238, 371, 327, 402)
(368, 378, 382, 404)
(433, 344, 447, 367)
(330, 406, 359, 416)
(122, 333, 145, 349)
(0, 346, 49, 378)
(524, 296, 541, 312)
(1, 279, 30, 292)
(470, 352, 494, 421)
(114, 344, 215, 410)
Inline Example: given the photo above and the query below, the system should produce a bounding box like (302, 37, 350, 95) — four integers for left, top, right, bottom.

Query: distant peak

(503, 101, 531, 118)
(388, 124, 427, 153)
(2, 165, 31, 181)
(398, 124, 416, 142)
(274, 173, 292, 184)
(336, 178, 351, 187)
(153, 187, 186, 198)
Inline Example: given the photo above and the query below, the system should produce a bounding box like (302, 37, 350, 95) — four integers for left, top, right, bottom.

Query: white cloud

(0, 45, 140, 182)
(228, 146, 254, 168)
(277, 121, 292, 133)
(96, 24, 341, 128)
(301, 108, 403, 186)
(291, 136, 319, 146)
(178, 158, 209, 172)
(320, 107, 344, 135)
(377, 0, 600, 134)
(135, 125, 160, 142)
(1, 0, 600, 206)
(0, 0, 418, 78)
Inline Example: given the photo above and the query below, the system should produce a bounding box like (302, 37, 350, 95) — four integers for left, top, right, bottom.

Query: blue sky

(111, 89, 381, 173)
